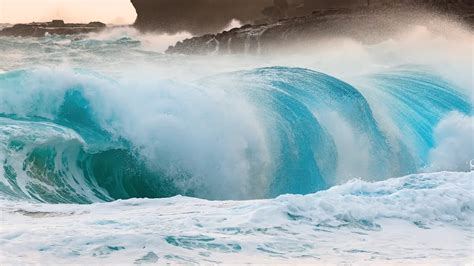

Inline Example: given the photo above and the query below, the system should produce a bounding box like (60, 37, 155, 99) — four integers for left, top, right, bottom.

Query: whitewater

(0, 20, 473, 264)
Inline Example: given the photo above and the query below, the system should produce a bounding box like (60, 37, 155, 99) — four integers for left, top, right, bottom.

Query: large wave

(0, 65, 471, 203)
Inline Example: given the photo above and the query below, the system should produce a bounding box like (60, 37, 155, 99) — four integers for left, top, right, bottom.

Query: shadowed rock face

(131, 0, 273, 35)
(0, 20, 106, 37)
(132, 0, 473, 35)
(130, 0, 371, 35)
(166, 1, 473, 55)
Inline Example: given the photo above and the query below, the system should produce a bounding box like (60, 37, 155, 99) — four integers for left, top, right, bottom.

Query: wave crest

(0, 66, 471, 203)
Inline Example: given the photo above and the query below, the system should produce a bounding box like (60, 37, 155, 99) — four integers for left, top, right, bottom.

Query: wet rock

(0, 20, 106, 37)
(166, 1, 473, 55)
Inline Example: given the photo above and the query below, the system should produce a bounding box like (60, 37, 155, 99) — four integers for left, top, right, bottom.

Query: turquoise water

(0, 65, 470, 203)
(1, 22, 473, 265)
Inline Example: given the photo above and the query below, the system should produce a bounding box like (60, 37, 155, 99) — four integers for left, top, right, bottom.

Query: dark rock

(131, 0, 273, 35)
(0, 20, 106, 37)
(51, 20, 65, 27)
(88, 22, 107, 27)
(130, 0, 473, 35)
(166, 1, 473, 55)
(131, 0, 367, 35)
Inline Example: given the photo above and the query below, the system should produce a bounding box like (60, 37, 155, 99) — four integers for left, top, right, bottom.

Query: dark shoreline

(166, 3, 473, 55)
(0, 20, 106, 37)
(1, 1, 472, 54)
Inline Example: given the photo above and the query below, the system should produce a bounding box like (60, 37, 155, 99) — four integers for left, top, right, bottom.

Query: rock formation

(0, 20, 106, 37)
(166, 1, 473, 55)
(130, 0, 377, 35)
(131, 0, 272, 35)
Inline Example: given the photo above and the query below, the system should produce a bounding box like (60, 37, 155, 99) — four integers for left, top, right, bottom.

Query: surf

(0, 64, 471, 203)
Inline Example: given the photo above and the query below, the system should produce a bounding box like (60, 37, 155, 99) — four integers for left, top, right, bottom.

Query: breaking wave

(0, 65, 471, 203)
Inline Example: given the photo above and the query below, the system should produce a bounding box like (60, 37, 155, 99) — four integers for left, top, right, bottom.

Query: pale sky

(0, 0, 137, 24)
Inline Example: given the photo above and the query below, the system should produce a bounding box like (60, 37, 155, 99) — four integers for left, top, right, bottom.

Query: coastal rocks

(165, 9, 398, 55)
(131, 0, 273, 35)
(0, 20, 106, 37)
(129, 0, 386, 35)
(166, 1, 474, 55)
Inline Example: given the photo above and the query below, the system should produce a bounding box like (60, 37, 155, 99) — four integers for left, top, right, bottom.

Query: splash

(0, 65, 470, 202)
(0, 21, 472, 203)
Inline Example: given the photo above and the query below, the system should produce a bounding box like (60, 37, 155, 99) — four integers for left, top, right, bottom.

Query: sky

(0, 0, 136, 24)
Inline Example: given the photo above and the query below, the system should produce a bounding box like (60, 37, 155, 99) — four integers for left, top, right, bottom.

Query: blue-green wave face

(0, 66, 471, 203)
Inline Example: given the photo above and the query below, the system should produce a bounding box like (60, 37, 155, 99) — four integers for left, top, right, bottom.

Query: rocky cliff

(165, 1, 473, 55)
(130, 0, 378, 35)
(0, 20, 106, 37)
(131, 0, 272, 35)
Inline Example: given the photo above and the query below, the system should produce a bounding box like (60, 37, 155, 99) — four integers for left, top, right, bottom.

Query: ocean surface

(0, 24, 473, 264)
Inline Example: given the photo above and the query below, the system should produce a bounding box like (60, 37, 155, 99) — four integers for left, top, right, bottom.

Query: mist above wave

(0, 20, 471, 89)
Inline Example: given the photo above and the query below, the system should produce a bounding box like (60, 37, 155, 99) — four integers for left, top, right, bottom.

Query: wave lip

(0, 66, 472, 203)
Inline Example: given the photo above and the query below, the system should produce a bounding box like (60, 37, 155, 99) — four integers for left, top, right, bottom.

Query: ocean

(0, 24, 473, 264)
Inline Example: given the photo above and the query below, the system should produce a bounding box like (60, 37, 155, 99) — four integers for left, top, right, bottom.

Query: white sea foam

(0, 171, 472, 264)
(428, 112, 474, 172)
(86, 26, 193, 52)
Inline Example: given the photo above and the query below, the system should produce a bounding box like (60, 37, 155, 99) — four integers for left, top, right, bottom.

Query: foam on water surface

(1, 171, 473, 264)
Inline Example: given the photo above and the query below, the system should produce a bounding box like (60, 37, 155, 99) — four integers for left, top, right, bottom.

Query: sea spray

(0, 66, 470, 202)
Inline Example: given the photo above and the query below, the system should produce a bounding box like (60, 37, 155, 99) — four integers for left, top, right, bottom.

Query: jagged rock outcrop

(130, 0, 378, 35)
(131, 0, 473, 35)
(0, 20, 106, 37)
(166, 1, 473, 55)
(131, 0, 273, 35)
